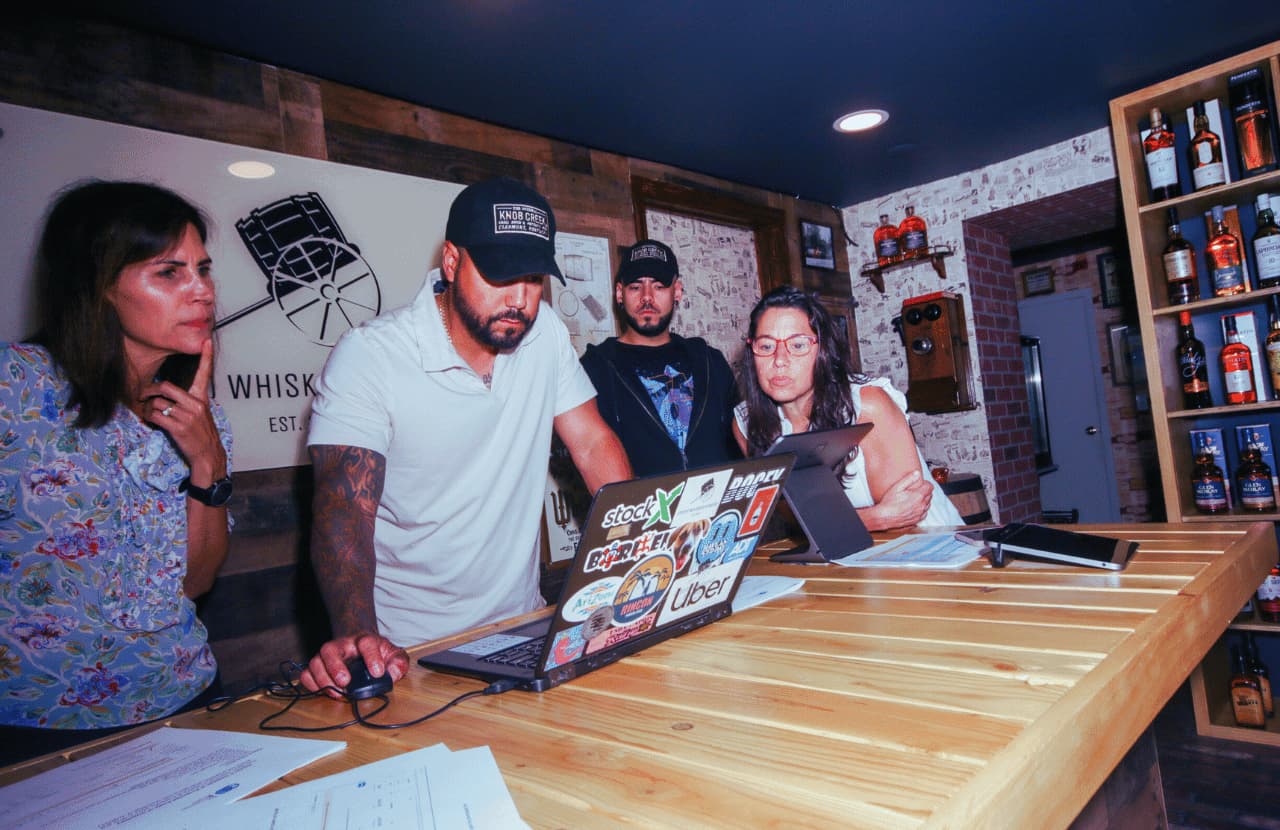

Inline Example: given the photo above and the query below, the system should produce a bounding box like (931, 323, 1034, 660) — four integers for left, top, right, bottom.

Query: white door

(1018, 289, 1121, 523)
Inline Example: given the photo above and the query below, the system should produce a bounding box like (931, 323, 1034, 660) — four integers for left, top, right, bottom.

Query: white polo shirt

(308, 271, 596, 646)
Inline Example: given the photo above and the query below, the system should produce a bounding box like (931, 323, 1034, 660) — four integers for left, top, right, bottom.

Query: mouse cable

(351, 679, 521, 730)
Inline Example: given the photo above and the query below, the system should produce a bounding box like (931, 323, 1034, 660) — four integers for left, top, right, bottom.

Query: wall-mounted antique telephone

(896, 291, 975, 414)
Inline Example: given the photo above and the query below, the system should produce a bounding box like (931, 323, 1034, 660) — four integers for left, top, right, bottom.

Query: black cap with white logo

(445, 177, 565, 284)
(616, 239, 678, 286)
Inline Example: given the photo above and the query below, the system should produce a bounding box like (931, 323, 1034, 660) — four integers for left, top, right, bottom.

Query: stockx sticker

(671, 469, 731, 527)
(739, 484, 780, 536)
(562, 577, 623, 622)
(694, 510, 741, 570)
(612, 553, 675, 624)
(545, 624, 587, 670)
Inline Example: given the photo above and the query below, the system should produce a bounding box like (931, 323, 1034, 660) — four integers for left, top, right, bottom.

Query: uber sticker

(659, 560, 741, 625)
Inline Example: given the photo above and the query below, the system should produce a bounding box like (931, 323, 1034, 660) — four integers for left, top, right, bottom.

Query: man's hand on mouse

(301, 633, 409, 699)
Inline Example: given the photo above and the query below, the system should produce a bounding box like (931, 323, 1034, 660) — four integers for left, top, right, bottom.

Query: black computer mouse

(344, 655, 393, 700)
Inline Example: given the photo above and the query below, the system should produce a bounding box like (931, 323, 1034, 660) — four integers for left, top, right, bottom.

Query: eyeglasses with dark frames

(748, 334, 818, 357)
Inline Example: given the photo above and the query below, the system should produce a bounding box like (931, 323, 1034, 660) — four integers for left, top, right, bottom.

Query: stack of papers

(832, 532, 982, 569)
(2, 727, 528, 829)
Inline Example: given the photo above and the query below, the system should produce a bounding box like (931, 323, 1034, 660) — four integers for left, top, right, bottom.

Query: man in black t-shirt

(580, 240, 740, 476)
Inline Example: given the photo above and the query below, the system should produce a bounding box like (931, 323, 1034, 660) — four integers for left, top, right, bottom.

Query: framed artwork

(1108, 323, 1133, 386)
(1097, 252, 1124, 308)
(1022, 267, 1055, 297)
(818, 296, 861, 372)
(800, 220, 836, 270)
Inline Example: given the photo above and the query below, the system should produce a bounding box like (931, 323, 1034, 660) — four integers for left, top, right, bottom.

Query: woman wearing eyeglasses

(733, 286, 961, 530)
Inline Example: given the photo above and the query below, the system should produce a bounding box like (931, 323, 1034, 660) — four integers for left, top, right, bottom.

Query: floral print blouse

(0, 343, 231, 729)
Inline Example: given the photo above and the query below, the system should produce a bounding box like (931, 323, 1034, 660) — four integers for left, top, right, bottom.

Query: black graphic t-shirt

(610, 341, 695, 452)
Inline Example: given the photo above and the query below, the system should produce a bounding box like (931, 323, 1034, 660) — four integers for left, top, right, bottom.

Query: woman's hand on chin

(141, 340, 226, 481)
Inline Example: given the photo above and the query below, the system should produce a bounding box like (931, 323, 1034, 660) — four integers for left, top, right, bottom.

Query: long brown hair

(738, 286, 865, 456)
(31, 181, 210, 428)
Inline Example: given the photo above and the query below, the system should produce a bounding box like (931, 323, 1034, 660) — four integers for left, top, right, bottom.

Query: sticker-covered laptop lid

(539, 454, 796, 674)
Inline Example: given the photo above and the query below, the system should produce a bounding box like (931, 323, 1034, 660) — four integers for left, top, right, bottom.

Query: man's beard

(454, 289, 534, 350)
(623, 305, 674, 338)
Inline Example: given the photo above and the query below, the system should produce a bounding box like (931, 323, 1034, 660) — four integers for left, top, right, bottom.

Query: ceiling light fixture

(833, 109, 889, 133)
(227, 160, 276, 179)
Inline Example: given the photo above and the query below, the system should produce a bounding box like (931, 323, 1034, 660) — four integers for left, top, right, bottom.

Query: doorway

(1018, 288, 1122, 522)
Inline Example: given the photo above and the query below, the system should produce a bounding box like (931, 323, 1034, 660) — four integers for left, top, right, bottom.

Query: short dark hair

(738, 286, 865, 456)
(31, 181, 210, 428)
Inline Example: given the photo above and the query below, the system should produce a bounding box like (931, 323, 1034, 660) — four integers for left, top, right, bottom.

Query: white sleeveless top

(735, 377, 963, 527)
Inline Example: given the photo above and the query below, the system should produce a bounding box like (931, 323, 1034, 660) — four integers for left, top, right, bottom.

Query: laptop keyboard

(479, 638, 542, 669)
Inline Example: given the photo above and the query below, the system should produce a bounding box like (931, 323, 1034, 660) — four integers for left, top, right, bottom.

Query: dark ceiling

(77, 2, 1280, 207)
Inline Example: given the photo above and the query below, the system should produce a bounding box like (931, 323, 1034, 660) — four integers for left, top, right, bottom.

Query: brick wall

(963, 224, 1041, 521)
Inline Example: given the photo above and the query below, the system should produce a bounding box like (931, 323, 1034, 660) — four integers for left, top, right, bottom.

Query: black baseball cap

(445, 177, 565, 284)
(616, 240, 678, 286)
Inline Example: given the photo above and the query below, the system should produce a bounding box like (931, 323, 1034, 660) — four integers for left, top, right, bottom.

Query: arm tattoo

(310, 444, 387, 637)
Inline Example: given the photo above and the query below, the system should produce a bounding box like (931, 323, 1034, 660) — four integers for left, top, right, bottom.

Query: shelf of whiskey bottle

(1178, 509, 1280, 523)
(1136, 167, 1280, 219)
(1229, 617, 1280, 634)
(1167, 399, 1280, 419)
(1150, 285, 1280, 319)
(1191, 632, 1280, 747)
(858, 244, 954, 293)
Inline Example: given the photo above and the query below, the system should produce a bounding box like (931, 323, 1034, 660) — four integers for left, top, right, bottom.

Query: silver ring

(162, 406, 174, 417)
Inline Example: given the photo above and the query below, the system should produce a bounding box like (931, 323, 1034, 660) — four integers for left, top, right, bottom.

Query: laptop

(765, 423, 874, 563)
(417, 454, 797, 691)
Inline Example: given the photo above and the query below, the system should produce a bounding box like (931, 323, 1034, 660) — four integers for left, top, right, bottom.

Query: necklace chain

(438, 291, 492, 389)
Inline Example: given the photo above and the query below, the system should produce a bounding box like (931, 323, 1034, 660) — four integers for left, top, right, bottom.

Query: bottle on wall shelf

(1229, 68, 1279, 178)
(1191, 443, 1229, 513)
(898, 206, 928, 260)
(1254, 194, 1280, 289)
(1230, 643, 1268, 728)
(873, 214, 901, 266)
(1143, 106, 1181, 201)
(1163, 208, 1200, 305)
(1208, 205, 1248, 296)
(1188, 100, 1226, 191)
(1236, 447, 1276, 512)
(1265, 295, 1280, 396)
(1258, 562, 1280, 623)
(1176, 311, 1213, 409)
(1243, 633, 1273, 719)
(1221, 315, 1259, 404)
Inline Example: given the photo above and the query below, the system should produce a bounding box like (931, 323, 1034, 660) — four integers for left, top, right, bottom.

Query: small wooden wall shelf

(859, 244, 954, 293)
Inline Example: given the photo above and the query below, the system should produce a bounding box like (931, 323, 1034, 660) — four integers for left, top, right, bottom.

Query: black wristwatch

(181, 475, 233, 507)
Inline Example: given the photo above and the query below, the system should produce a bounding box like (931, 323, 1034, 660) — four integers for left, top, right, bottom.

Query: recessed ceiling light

(833, 109, 889, 133)
(227, 160, 276, 179)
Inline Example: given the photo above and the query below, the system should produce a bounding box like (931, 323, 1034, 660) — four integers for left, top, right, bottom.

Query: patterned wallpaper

(843, 127, 1118, 519)
(645, 209, 761, 366)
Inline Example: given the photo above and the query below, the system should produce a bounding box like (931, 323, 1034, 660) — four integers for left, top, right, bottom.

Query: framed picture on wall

(1022, 267, 1055, 297)
(1107, 323, 1133, 386)
(818, 297, 861, 373)
(801, 220, 836, 270)
(1097, 252, 1124, 308)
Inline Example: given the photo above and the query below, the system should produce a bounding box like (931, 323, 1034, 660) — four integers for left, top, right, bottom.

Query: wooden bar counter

(4, 522, 1274, 828)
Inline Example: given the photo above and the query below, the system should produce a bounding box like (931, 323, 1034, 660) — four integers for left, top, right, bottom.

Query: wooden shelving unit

(1110, 40, 1280, 745)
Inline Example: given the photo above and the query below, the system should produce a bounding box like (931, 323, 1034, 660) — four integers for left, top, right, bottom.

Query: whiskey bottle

(1188, 100, 1226, 191)
(1258, 562, 1280, 623)
(1243, 633, 1274, 718)
(898, 206, 928, 260)
(1143, 106, 1181, 201)
(1191, 445, 1228, 513)
(1221, 315, 1258, 404)
(1230, 68, 1279, 178)
(1254, 194, 1280, 289)
(1208, 205, 1247, 296)
(1163, 208, 1200, 304)
(874, 214, 900, 266)
(1265, 295, 1280, 396)
(1176, 311, 1212, 409)
(1236, 447, 1276, 512)
(1230, 644, 1267, 728)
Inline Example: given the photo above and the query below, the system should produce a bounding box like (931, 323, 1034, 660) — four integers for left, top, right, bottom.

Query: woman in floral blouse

(0, 181, 232, 763)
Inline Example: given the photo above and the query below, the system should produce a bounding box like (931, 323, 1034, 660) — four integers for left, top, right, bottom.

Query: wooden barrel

(939, 473, 991, 525)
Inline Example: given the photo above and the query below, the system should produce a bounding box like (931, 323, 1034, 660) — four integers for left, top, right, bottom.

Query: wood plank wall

(0, 16, 852, 687)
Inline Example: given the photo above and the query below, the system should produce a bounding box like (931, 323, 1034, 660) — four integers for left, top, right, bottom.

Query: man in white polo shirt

(301, 178, 631, 694)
